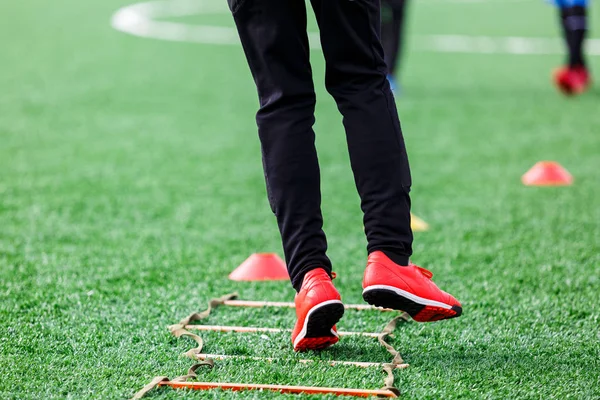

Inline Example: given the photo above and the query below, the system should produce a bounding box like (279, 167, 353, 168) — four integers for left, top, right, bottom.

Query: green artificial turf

(1, 0, 599, 398)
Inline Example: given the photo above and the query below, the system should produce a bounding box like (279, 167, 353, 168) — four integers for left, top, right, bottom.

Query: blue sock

(387, 74, 400, 94)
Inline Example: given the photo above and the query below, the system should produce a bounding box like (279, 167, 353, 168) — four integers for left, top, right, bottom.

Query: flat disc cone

(411, 213, 429, 232)
(522, 161, 573, 186)
(229, 253, 289, 281)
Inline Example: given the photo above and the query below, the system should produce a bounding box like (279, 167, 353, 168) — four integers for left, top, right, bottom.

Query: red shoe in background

(554, 66, 591, 95)
(292, 268, 345, 351)
(362, 251, 462, 322)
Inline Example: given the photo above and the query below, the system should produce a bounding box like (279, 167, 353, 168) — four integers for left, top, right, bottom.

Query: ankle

(380, 250, 410, 266)
(299, 267, 331, 288)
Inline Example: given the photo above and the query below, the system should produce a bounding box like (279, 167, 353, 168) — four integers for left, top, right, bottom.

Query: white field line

(110, 0, 600, 55)
(414, 35, 600, 55)
(420, 0, 532, 2)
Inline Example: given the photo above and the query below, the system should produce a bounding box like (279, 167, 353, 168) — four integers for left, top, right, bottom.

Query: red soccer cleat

(553, 66, 591, 95)
(362, 251, 462, 322)
(291, 268, 345, 351)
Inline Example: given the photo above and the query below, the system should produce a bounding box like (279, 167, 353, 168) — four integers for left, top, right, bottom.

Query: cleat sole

(293, 301, 345, 352)
(363, 287, 461, 322)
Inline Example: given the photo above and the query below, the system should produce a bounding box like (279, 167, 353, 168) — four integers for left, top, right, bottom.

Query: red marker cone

(229, 253, 289, 281)
(522, 161, 573, 186)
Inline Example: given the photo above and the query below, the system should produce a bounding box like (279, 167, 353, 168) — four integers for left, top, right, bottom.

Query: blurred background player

(381, 0, 409, 92)
(553, 0, 591, 94)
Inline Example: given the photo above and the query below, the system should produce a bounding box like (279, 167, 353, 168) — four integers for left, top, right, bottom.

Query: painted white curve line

(111, 0, 239, 44)
(111, 0, 600, 55)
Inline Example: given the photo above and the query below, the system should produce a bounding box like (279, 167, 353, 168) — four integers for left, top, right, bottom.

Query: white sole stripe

(293, 299, 343, 349)
(363, 285, 453, 310)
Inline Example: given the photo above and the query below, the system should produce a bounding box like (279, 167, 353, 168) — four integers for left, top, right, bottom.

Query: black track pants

(381, 0, 408, 76)
(229, 0, 413, 291)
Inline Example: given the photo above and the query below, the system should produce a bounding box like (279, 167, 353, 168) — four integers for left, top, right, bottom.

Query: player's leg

(310, 0, 461, 322)
(311, 0, 412, 266)
(559, 0, 588, 69)
(553, 0, 591, 94)
(381, 0, 409, 90)
(228, 0, 328, 290)
(228, 0, 343, 351)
